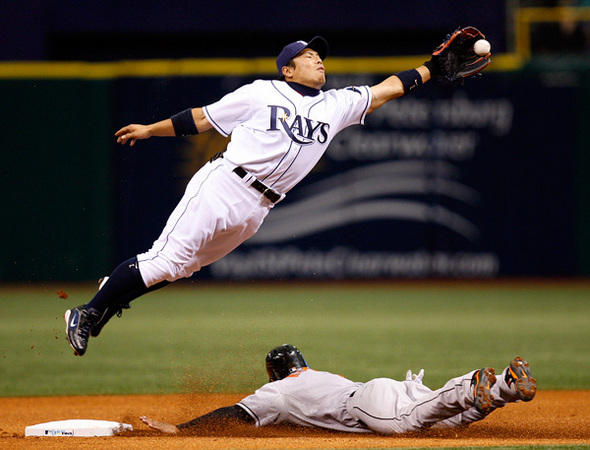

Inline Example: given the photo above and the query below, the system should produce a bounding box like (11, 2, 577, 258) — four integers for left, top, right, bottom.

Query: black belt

(233, 166, 281, 203)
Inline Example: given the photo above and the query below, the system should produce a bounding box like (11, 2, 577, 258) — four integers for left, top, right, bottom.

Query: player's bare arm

(115, 107, 212, 146)
(141, 405, 254, 434)
(139, 416, 179, 434)
(368, 65, 430, 114)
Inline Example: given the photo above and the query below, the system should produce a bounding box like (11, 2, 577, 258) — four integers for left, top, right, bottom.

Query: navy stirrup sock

(86, 257, 148, 312)
(115, 279, 170, 306)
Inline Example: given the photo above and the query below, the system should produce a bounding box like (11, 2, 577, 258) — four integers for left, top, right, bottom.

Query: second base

(25, 419, 132, 437)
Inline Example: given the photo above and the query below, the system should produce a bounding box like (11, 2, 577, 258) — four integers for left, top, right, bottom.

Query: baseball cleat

(505, 356, 537, 401)
(98, 276, 109, 291)
(90, 303, 130, 337)
(472, 367, 496, 414)
(89, 276, 131, 338)
(64, 305, 100, 356)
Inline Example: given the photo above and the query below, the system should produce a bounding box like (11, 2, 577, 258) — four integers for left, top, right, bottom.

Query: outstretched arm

(368, 65, 431, 114)
(140, 405, 255, 434)
(115, 107, 213, 146)
(368, 26, 493, 115)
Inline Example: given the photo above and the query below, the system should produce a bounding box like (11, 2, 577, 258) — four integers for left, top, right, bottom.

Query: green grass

(0, 281, 589, 396)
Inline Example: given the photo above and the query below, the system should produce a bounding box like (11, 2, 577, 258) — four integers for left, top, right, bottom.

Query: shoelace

(78, 310, 98, 340)
(116, 304, 131, 318)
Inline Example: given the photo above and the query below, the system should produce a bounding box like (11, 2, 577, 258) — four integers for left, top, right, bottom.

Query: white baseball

(474, 39, 491, 56)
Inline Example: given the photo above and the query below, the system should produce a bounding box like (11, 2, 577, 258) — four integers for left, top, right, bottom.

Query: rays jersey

(237, 368, 370, 433)
(137, 80, 371, 287)
(203, 80, 372, 195)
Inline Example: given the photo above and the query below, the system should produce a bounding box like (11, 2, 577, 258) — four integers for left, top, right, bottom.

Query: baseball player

(65, 30, 491, 356)
(139, 344, 537, 435)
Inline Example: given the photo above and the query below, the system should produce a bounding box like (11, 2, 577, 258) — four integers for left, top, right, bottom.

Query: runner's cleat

(472, 367, 496, 414)
(505, 356, 537, 401)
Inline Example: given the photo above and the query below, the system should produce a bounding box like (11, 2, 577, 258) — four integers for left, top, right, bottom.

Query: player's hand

(115, 124, 151, 147)
(405, 369, 425, 384)
(139, 416, 179, 434)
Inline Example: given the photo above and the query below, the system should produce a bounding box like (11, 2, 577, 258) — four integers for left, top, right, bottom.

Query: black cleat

(89, 276, 131, 337)
(90, 304, 130, 337)
(64, 305, 100, 356)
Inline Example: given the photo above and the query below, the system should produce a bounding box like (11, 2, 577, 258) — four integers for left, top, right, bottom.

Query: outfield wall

(1, 63, 588, 281)
(0, 79, 113, 282)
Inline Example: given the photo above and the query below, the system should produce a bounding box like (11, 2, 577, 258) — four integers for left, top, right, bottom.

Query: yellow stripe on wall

(0, 54, 522, 79)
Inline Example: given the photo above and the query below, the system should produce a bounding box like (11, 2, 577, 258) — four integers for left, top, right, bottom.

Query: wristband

(171, 108, 199, 136)
(423, 58, 440, 78)
(395, 69, 423, 95)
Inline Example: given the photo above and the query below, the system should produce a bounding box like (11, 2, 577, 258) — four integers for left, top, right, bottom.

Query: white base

(25, 419, 132, 437)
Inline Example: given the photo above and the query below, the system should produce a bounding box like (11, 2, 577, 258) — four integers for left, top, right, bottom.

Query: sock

(115, 279, 170, 306)
(86, 257, 168, 312)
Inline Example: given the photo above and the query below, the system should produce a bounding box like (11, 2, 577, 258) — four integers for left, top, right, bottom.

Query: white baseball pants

(137, 158, 274, 287)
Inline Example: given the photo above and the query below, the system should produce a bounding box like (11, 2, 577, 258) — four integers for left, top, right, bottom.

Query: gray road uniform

(150, 346, 535, 435)
(237, 366, 524, 434)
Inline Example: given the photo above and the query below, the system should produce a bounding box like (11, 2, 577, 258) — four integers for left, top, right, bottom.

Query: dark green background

(1, 79, 112, 281)
(2, 67, 589, 281)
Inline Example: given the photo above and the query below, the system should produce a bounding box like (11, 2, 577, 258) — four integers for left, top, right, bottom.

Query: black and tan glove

(425, 26, 492, 85)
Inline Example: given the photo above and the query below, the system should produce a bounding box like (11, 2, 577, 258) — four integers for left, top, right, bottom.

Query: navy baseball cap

(276, 36, 329, 79)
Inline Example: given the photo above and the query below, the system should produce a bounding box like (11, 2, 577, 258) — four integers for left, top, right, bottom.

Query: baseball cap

(276, 36, 329, 79)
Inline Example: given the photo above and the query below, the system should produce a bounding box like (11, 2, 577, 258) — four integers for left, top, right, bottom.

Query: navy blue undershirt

(286, 82, 321, 97)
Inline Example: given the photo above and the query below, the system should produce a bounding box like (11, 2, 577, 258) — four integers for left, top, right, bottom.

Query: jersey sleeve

(236, 382, 284, 427)
(334, 85, 372, 130)
(203, 83, 253, 137)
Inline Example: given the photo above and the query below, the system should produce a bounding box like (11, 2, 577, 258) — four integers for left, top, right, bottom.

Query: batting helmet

(266, 344, 309, 382)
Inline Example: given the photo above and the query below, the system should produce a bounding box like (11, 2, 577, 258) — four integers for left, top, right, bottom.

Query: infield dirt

(1, 390, 589, 449)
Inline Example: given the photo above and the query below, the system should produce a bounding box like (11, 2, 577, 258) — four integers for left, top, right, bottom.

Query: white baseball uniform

(237, 367, 521, 434)
(137, 80, 372, 286)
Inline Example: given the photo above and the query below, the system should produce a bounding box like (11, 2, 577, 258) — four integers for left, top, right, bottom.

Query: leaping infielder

(65, 29, 491, 356)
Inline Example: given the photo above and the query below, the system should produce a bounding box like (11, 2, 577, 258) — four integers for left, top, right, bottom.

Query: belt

(233, 166, 281, 203)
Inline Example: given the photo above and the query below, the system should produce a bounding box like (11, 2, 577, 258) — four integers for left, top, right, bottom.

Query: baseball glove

(427, 26, 492, 85)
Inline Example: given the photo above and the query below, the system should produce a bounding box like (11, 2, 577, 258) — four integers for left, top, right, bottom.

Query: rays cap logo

(276, 36, 329, 80)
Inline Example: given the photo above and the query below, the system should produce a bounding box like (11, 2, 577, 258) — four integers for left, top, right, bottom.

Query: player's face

(287, 49, 326, 89)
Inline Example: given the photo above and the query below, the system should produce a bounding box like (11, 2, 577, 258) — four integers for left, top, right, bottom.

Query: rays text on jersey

(267, 105, 330, 145)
